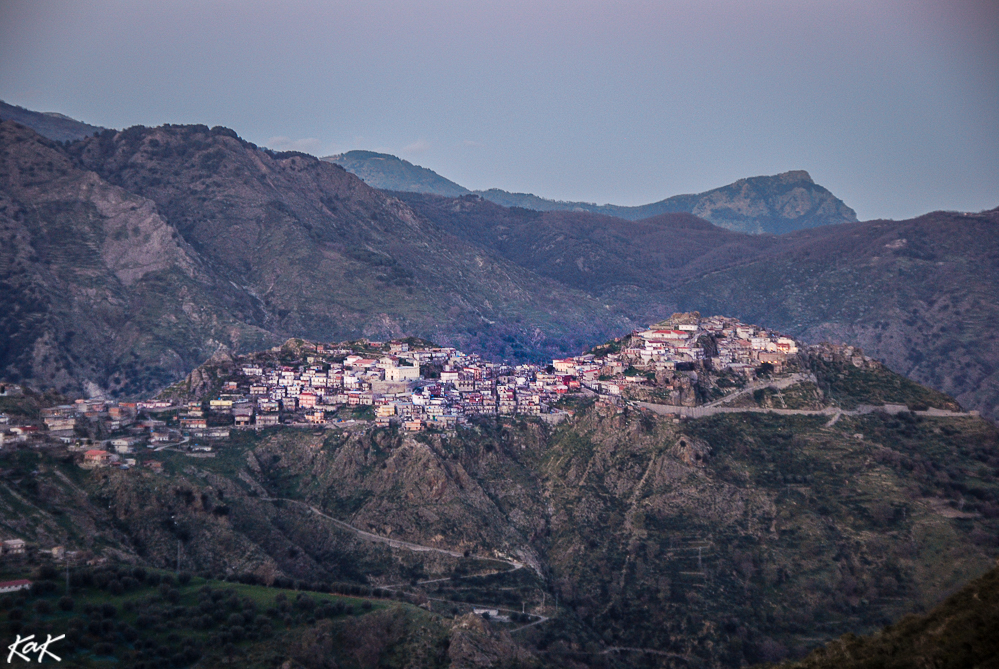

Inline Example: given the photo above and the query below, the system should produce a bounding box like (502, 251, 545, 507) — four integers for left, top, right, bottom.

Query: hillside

(0, 100, 107, 142)
(2, 344, 998, 666)
(772, 564, 999, 668)
(0, 120, 276, 398)
(0, 120, 631, 399)
(0, 564, 530, 668)
(324, 150, 470, 197)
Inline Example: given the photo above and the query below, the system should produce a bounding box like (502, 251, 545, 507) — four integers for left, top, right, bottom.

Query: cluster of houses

(185, 340, 583, 432)
(0, 316, 805, 471)
(626, 314, 798, 372)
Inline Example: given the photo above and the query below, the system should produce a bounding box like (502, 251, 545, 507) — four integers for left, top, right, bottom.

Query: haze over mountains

(0, 104, 997, 423)
(326, 149, 859, 235)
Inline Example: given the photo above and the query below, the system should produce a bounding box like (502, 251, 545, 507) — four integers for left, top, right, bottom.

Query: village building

(2, 539, 26, 555)
(0, 580, 31, 593)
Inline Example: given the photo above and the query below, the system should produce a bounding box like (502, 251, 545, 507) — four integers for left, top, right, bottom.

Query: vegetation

(770, 565, 999, 669)
(0, 564, 442, 668)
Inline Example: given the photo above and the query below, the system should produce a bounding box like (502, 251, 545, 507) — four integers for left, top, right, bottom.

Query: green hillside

(2, 346, 997, 666)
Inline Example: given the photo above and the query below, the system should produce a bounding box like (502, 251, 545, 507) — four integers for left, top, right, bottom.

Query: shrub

(36, 564, 58, 580)
(58, 596, 74, 612)
(93, 642, 114, 656)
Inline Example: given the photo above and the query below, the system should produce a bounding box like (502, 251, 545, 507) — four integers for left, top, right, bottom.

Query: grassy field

(0, 564, 432, 668)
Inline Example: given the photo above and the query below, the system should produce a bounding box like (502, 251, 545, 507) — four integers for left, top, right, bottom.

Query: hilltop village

(0, 314, 821, 470)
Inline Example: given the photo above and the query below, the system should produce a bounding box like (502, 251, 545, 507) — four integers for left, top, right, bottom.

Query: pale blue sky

(1, 0, 996, 220)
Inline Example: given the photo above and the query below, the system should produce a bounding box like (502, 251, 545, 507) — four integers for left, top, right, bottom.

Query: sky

(1, 0, 996, 220)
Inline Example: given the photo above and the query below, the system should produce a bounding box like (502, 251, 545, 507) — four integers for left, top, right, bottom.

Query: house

(83, 449, 111, 468)
(385, 365, 420, 382)
(180, 417, 208, 429)
(0, 580, 31, 593)
(640, 329, 688, 342)
(776, 337, 798, 354)
(110, 438, 138, 454)
(255, 414, 280, 427)
(551, 359, 577, 374)
(43, 416, 77, 431)
(2, 539, 26, 555)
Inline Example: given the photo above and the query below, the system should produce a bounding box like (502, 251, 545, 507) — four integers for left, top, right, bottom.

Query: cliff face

(675, 170, 859, 234)
(0, 120, 276, 398)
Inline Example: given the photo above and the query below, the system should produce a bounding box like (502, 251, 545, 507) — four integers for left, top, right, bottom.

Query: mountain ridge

(2, 117, 998, 425)
(322, 148, 858, 235)
(0, 99, 108, 142)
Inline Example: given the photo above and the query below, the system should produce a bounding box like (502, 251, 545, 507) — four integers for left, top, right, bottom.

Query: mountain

(0, 100, 107, 142)
(477, 169, 859, 235)
(0, 120, 630, 398)
(4, 341, 999, 666)
(2, 118, 997, 424)
(397, 192, 999, 423)
(322, 148, 857, 235)
(0, 120, 275, 398)
(775, 564, 999, 668)
(324, 150, 470, 197)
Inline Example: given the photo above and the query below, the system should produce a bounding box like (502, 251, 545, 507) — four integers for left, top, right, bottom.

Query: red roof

(85, 449, 108, 457)
(0, 579, 32, 587)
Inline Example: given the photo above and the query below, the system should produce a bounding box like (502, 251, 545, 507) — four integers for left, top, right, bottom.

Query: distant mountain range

(0, 100, 857, 235)
(326, 149, 471, 198)
(326, 150, 858, 235)
(0, 105, 997, 422)
(0, 100, 107, 141)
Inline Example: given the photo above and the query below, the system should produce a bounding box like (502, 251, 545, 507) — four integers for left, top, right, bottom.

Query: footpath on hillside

(260, 497, 549, 632)
(628, 373, 975, 420)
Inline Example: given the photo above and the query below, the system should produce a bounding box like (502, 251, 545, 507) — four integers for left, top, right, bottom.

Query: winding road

(260, 497, 549, 631)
